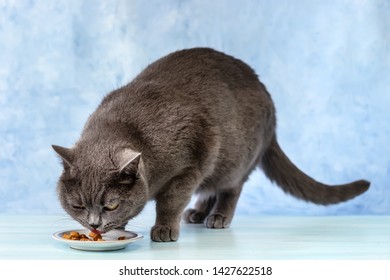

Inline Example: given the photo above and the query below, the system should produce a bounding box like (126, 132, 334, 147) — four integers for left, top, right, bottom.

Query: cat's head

(52, 144, 148, 233)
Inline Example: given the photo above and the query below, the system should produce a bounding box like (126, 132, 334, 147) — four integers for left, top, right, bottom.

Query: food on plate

(61, 231, 127, 241)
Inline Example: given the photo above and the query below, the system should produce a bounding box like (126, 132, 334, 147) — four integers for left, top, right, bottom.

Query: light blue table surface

(0, 213, 389, 260)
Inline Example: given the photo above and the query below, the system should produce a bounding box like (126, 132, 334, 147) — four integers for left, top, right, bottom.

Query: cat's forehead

(73, 165, 115, 183)
(62, 145, 126, 188)
(71, 147, 116, 171)
(63, 172, 114, 198)
(62, 160, 115, 188)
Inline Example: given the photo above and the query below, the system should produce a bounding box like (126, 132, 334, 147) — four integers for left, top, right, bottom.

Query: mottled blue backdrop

(0, 0, 389, 215)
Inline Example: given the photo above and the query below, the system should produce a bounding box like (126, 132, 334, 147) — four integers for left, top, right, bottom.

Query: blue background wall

(0, 0, 389, 215)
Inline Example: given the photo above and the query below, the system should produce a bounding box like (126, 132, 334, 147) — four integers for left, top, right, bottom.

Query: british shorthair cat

(53, 48, 369, 242)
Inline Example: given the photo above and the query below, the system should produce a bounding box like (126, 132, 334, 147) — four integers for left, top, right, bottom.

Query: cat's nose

(89, 223, 101, 229)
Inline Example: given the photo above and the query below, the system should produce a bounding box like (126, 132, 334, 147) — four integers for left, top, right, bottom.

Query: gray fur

(53, 48, 370, 242)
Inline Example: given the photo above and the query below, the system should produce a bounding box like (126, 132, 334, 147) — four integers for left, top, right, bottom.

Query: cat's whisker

(53, 219, 80, 226)
(125, 222, 148, 230)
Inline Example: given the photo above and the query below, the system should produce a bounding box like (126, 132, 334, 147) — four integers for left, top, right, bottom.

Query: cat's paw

(183, 208, 206, 224)
(151, 224, 179, 242)
(205, 214, 230, 229)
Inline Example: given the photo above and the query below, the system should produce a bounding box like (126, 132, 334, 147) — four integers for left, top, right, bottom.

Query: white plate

(53, 229, 143, 251)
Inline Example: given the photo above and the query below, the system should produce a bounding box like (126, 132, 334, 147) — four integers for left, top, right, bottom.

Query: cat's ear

(119, 149, 141, 173)
(52, 145, 74, 167)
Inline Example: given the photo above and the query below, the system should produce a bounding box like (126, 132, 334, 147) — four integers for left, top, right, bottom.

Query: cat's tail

(260, 136, 370, 205)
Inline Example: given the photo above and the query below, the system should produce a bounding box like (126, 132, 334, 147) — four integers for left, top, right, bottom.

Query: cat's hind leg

(204, 185, 243, 229)
(183, 195, 216, 224)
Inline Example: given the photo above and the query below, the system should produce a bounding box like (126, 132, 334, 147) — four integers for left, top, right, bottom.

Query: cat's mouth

(76, 219, 108, 234)
(95, 222, 123, 234)
(91, 229, 102, 235)
(85, 225, 107, 234)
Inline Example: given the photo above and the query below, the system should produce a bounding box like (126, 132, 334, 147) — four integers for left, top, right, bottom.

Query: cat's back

(96, 48, 268, 125)
(101, 47, 268, 108)
(90, 48, 274, 147)
(134, 48, 261, 91)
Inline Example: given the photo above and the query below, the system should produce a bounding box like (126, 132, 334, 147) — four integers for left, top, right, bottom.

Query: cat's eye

(118, 178, 134, 185)
(72, 205, 85, 210)
(103, 203, 119, 211)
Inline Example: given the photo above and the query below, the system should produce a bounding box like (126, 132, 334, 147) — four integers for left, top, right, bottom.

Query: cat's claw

(151, 225, 179, 242)
(205, 214, 230, 229)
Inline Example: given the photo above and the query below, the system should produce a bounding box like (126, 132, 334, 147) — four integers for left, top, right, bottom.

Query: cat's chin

(98, 223, 125, 234)
(80, 220, 129, 234)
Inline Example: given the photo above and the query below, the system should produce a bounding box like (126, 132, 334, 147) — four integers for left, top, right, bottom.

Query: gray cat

(52, 48, 369, 242)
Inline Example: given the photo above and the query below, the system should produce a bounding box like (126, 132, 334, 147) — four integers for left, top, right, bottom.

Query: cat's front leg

(151, 169, 202, 242)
